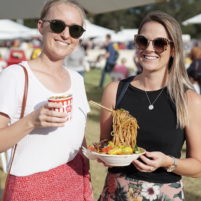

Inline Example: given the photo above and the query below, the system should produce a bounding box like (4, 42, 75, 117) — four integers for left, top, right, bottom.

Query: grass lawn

(0, 68, 200, 201)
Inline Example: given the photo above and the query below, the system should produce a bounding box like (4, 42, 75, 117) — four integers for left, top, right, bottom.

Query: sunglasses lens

(135, 36, 148, 50)
(153, 38, 168, 53)
(48, 19, 85, 38)
(50, 20, 65, 33)
(135, 35, 170, 53)
(69, 25, 85, 39)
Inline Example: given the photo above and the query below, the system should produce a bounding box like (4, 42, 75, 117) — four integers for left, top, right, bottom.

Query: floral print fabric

(98, 172, 184, 201)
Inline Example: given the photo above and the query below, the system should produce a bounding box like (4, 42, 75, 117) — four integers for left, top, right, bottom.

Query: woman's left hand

(132, 151, 169, 172)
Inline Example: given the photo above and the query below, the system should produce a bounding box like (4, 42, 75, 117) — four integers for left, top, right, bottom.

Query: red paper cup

(48, 95, 73, 120)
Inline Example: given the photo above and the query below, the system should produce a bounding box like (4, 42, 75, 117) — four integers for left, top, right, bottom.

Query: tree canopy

(88, 0, 201, 39)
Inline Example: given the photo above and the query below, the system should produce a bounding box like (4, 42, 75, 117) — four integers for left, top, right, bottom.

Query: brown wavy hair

(138, 10, 193, 128)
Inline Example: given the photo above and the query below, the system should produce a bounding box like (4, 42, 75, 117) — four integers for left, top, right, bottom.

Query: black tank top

(109, 79, 185, 183)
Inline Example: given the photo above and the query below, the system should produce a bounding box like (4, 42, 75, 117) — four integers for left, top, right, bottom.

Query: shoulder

(108, 43, 114, 50)
(67, 69, 86, 92)
(104, 81, 119, 92)
(102, 81, 119, 109)
(68, 69, 83, 81)
(0, 64, 25, 79)
(186, 89, 201, 113)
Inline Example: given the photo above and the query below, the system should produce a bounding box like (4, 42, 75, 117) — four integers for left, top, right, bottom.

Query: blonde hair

(138, 11, 193, 128)
(40, 0, 86, 25)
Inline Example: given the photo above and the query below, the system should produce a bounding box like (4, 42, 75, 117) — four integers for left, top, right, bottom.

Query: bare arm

(0, 102, 68, 152)
(174, 90, 201, 177)
(100, 81, 119, 141)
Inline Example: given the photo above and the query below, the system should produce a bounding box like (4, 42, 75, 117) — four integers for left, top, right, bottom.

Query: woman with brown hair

(98, 11, 201, 201)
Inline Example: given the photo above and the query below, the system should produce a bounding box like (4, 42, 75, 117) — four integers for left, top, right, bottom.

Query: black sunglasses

(134, 34, 173, 54)
(43, 19, 85, 39)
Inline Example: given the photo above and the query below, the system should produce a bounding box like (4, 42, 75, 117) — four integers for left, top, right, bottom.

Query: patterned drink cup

(48, 95, 73, 121)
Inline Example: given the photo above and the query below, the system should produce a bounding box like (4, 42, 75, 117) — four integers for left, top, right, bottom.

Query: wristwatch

(166, 156, 177, 172)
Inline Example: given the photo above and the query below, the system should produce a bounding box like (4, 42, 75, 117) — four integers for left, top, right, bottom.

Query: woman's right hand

(28, 102, 68, 128)
(0, 102, 69, 152)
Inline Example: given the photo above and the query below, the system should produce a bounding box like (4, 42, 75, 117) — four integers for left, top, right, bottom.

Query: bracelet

(166, 156, 177, 172)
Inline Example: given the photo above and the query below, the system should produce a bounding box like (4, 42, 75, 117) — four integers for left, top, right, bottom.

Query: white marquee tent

(83, 20, 114, 39)
(0, 19, 40, 40)
(182, 13, 201, 25)
(112, 29, 138, 42)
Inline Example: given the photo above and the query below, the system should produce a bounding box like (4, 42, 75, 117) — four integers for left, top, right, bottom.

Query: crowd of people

(0, 1, 201, 201)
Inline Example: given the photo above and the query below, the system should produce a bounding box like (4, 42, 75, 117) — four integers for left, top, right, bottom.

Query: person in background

(187, 46, 201, 94)
(30, 47, 42, 59)
(98, 34, 119, 88)
(133, 54, 143, 75)
(98, 11, 201, 201)
(0, 0, 93, 200)
(110, 57, 129, 81)
(64, 39, 89, 76)
(0, 53, 7, 71)
(187, 69, 201, 94)
(11, 39, 21, 49)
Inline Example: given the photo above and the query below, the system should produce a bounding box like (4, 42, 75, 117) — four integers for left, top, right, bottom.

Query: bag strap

(115, 76, 134, 109)
(2, 64, 29, 201)
(19, 64, 29, 118)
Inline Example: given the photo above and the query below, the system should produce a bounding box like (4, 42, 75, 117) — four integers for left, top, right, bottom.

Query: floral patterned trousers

(98, 172, 184, 201)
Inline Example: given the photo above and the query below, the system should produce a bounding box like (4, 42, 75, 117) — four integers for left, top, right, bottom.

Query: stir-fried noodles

(111, 109, 139, 149)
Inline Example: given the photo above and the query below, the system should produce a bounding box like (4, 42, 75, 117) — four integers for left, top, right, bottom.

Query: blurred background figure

(30, 47, 41, 59)
(0, 53, 7, 72)
(93, 54, 105, 69)
(133, 54, 143, 76)
(64, 40, 89, 76)
(110, 57, 129, 81)
(11, 39, 21, 49)
(187, 69, 201, 94)
(187, 46, 201, 94)
(98, 34, 119, 87)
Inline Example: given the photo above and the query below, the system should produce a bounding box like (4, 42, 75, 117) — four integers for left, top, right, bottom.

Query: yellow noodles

(111, 109, 139, 149)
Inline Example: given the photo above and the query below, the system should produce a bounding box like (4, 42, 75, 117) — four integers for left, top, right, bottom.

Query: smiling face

(38, 2, 84, 61)
(136, 21, 172, 74)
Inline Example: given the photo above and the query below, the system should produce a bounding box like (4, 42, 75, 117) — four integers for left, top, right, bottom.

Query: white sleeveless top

(0, 61, 90, 176)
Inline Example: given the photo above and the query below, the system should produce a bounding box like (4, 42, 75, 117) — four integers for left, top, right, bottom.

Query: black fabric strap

(115, 76, 134, 109)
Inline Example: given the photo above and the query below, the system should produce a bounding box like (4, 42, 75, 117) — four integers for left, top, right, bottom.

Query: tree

(90, 0, 201, 39)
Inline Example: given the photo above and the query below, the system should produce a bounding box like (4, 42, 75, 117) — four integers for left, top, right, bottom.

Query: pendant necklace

(144, 87, 164, 110)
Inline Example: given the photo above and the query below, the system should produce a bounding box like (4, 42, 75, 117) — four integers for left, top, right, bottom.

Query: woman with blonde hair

(98, 11, 201, 201)
(0, 0, 93, 200)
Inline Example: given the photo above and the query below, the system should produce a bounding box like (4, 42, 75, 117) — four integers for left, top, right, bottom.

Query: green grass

(0, 69, 200, 201)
